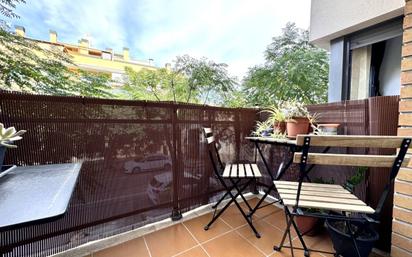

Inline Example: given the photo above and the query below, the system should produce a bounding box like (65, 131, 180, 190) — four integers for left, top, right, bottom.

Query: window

(329, 17, 403, 101)
(348, 18, 402, 100)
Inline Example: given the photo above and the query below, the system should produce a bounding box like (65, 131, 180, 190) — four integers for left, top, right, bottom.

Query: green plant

(251, 120, 272, 136)
(0, 123, 26, 148)
(262, 105, 286, 123)
(344, 167, 366, 193)
(312, 176, 335, 184)
(308, 112, 321, 134)
(281, 100, 309, 120)
(251, 119, 287, 138)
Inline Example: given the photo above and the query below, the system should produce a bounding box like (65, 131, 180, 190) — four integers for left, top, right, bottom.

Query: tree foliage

(123, 55, 236, 105)
(174, 55, 236, 104)
(0, 30, 113, 97)
(242, 23, 329, 106)
(0, 0, 23, 17)
(123, 67, 190, 102)
(0, 0, 113, 97)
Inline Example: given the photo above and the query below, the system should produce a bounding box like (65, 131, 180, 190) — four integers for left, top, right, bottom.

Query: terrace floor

(86, 198, 338, 257)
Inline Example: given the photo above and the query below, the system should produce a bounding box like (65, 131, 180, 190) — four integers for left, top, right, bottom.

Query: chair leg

(229, 178, 261, 238)
(248, 184, 275, 217)
(274, 206, 291, 251)
(288, 210, 310, 257)
(274, 207, 310, 257)
(288, 220, 295, 257)
(211, 179, 238, 209)
(231, 178, 253, 212)
(204, 180, 251, 230)
(233, 193, 261, 238)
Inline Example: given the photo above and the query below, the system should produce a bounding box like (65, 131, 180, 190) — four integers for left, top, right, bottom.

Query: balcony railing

(0, 91, 399, 256)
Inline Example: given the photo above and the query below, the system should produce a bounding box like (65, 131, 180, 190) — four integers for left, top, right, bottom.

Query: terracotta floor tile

(236, 219, 284, 255)
(263, 208, 288, 230)
(145, 223, 197, 257)
(289, 231, 334, 253)
(174, 246, 209, 257)
(220, 203, 250, 228)
(253, 202, 282, 219)
(183, 213, 231, 243)
(93, 237, 149, 257)
(202, 231, 265, 257)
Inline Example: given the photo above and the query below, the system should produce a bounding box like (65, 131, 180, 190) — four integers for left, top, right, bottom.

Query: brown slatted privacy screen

(0, 91, 258, 256)
(0, 92, 399, 256)
(367, 95, 399, 251)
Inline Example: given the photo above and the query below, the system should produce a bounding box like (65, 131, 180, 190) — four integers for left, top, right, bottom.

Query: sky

(8, 0, 311, 80)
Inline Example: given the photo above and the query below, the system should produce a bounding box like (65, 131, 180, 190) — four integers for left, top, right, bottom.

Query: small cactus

(0, 123, 26, 148)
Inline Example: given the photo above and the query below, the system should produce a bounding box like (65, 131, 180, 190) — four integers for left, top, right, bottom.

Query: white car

(146, 171, 219, 205)
(124, 154, 172, 174)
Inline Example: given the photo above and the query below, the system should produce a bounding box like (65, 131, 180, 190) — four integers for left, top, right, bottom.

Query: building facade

(310, 1, 411, 256)
(14, 26, 158, 87)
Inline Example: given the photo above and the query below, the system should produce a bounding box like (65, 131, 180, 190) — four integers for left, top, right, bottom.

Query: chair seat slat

(282, 199, 375, 214)
(279, 193, 367, 205)
(251, 164, 261, 177)
(277, 188, 358, 199)
(238, 164, 245, 177)
(245, 164, 253, 177)
(274, 181, 343, 189)
(231, 164, 237, 177)
(222, 164, 262, 178)
(274, 183, 349, 193)
(223, 165, 231, 177)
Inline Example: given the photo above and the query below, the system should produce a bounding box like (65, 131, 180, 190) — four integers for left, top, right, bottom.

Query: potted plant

(296, 209, 321, 236)
(263, 106, 287, 134)
(252, 119, 286, 138)
(326, 167, 378, 257)
(252, 120, 273, 137)
(326, 220, 378, 257)
(282, 101, 310, 138)
(0, 123, 26, 169)
(317, 124, 340, 135)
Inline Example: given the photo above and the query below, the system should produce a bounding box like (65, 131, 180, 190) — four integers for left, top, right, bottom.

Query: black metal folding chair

(273, 135, 411, 257)
(203, 127, 263, 238)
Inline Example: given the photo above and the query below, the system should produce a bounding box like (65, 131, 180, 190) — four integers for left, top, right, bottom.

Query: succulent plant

(0, 123, 26, 148)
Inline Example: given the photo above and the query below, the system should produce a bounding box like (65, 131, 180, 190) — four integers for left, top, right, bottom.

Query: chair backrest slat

(203, 127, 215, 144)
(293, 153, 411, 168)
(296, 135, 412, 148)
(203, 128, 212, 134)
(206, 135, 215, 144)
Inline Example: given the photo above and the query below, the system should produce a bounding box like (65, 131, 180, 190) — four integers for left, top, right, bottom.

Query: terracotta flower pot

(274, 121, 286, 134)
(296, 216, 319, 236)
(286, 117, 310, 138)
(317, 123, 340, 135)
